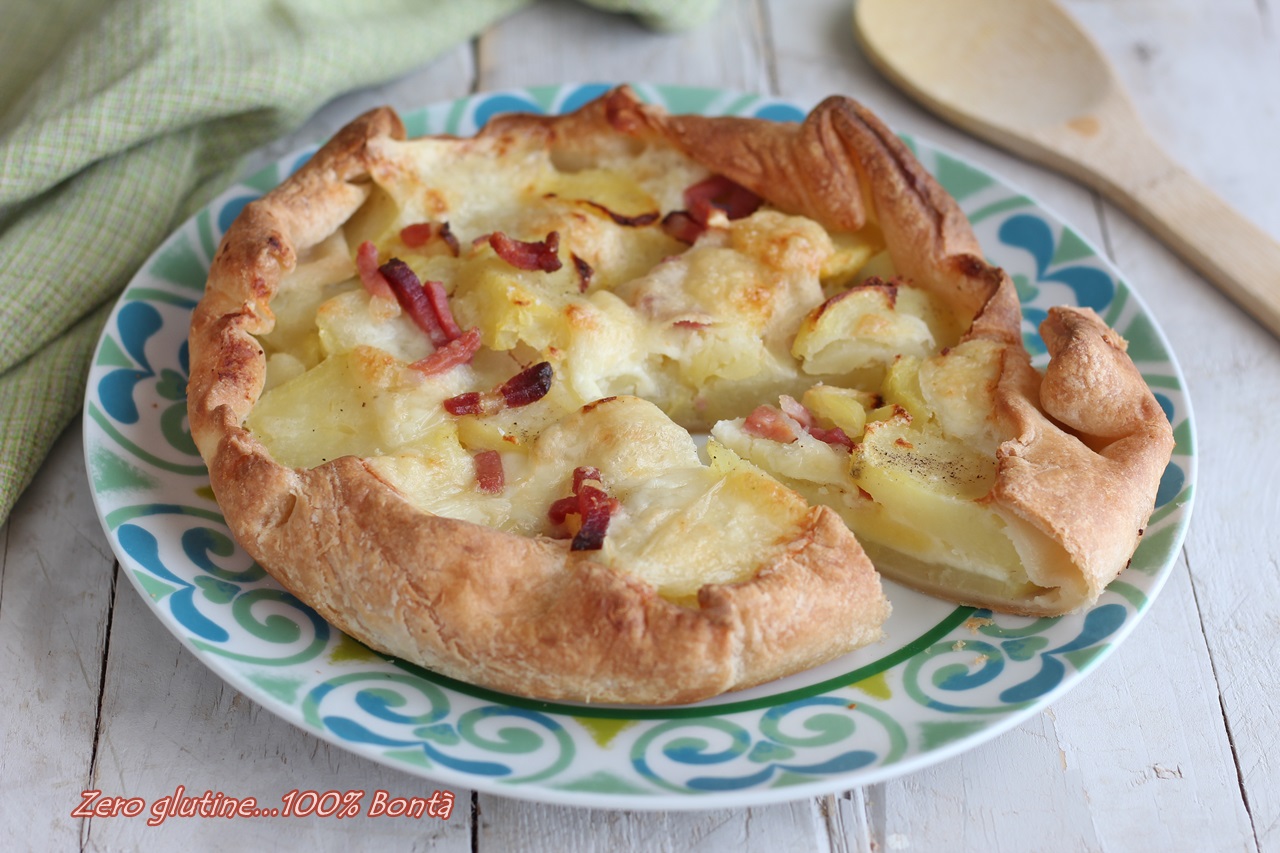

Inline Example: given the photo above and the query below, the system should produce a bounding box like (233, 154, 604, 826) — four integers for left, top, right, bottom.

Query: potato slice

(919, 339, 1005, 453)
(802, 384, 874, 438)
(819, 227, 884, 290)
(791, 281, 935, 374)
(850, 418, 1024, 582)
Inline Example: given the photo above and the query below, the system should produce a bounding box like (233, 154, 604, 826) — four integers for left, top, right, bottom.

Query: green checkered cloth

(0, 0, 718, 524)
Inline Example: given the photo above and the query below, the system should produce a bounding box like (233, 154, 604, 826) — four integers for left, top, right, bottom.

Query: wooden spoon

(854, 0, 1280, 338)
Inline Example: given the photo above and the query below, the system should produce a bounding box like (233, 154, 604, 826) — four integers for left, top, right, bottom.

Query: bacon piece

(662, 175, 763, 244)
(810, 426, 855, 450)
(743, 405, 800, 443)
(572, 466, 603, 492)
(547, 495, 581, 526)
(439, 221, 461, 257)
(423, 280, 463, 341)
(546, 466, 621, 551)
(778, 395, 814, 430)
(684, 174, 762, 224)
(443, 362, 554, 417)
(572, 484, 620, 551)
(398, 221, 461, 256)
(378, 258, 465, 348)
(410, 327, 481, 375)
(400, 222, 433, 248)
(672, 319, 710, 330)
(443, 391, 489, 417)
(379, 258, 450, 346)
(661, 211, 704, 244)
(489, 231, 563, 272)
(749, 396, 853, 450)
(572, 253, 594, 293)
(549, 466, 598, 525)
(499, 361, 553, 408)
(473, 450, 505, 494)
(356, 241, 395, 300)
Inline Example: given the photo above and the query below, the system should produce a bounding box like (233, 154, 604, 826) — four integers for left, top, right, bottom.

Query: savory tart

(187, 86, 1173, 704)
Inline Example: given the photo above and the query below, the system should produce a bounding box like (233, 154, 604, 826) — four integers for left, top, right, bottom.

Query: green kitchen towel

(0, 0, 719, 525)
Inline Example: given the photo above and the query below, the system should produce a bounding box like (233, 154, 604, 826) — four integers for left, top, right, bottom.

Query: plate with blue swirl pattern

(83, 83, 1195, 809)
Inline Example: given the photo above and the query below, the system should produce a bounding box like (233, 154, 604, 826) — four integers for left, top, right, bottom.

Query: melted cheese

(249, 127, 1048, 605)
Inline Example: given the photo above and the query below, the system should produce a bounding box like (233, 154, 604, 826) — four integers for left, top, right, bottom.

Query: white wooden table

(4, 0, 1278, 849)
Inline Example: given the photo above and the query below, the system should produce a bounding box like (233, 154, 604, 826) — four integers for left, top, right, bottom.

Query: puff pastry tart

(188, 86, 1173, 704)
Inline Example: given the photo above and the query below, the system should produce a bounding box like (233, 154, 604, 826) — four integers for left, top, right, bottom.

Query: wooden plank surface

(475, 797, 830, 853)
(477, 0, 772, 93)
(2, 0, 1275, 850)
(0, 422, 116, 850)
(1070, 2, 1280, 850)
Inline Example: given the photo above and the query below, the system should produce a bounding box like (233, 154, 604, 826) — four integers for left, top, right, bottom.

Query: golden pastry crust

(983, 306, 1175, 614)
(189, 87, 1173, 705)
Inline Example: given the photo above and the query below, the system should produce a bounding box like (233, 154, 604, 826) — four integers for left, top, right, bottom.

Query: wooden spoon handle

(1087, 135, 1280, 337)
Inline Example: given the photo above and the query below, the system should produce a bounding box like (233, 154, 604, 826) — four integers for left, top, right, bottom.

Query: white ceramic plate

(84, 83, 1195, 810)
